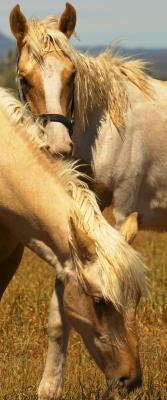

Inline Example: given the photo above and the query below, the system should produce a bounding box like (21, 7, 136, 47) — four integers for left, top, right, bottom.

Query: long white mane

(55, 160, 147, 309)
(0, 88, 44, 146)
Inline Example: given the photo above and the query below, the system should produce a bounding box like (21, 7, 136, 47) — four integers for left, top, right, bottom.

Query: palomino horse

(0, 89, 146, 398)
(10, 3, 167, 244)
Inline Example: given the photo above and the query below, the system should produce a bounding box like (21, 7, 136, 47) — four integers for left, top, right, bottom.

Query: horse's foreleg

(0, 243, 24, 300)
(102, 204, 139, 244)
(119, 212, 139, 244)
(38, 280, 70, 400)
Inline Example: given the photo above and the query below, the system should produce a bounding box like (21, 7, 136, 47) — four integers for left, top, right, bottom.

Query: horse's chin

(51, 152, 72, 161)
(104, 376, 131, 400)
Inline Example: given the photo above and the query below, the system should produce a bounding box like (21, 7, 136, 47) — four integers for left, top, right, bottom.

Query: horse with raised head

(0, 88, 146, 399)
(10, 3, 167, 244)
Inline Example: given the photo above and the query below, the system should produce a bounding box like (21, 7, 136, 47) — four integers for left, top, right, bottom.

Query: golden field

(0, 231, 167, 400)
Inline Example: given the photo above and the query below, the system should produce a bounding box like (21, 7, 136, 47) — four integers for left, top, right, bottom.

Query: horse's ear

(69, 218, 106, 300)
(10, 4, 28, 45)
(58, 3, 76, 38)
(70, 217, 97, 263)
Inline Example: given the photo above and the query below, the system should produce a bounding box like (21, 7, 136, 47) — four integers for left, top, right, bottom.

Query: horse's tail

(69, 185, 147, 310)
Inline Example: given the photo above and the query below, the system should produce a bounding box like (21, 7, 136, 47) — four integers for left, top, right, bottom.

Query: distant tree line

(0, 48, 17, 92)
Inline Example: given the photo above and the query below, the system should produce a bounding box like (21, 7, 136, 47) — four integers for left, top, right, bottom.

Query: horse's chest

(0, 224, 18, 262)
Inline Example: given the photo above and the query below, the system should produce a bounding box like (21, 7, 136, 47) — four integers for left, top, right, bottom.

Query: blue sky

(1, 0, 167, 48)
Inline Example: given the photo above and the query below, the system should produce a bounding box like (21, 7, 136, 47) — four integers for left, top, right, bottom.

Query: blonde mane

(2, 89, 147, 310)
(0, 88, 44, 146)
(24, 16, 153, 129)
(29, 142, 148, 309)
(55, 161, 147, 309)
(34, 145, 147, 308)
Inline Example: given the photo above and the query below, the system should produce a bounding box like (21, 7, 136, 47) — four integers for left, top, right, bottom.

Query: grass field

(0, 231, 167, 400)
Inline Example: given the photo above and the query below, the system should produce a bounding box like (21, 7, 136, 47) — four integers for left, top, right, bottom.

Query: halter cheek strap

(17, 57, 74, 138)
(17, 75, 27, 104)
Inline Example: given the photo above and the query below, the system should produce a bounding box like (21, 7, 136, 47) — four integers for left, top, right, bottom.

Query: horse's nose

(41, 141, 73, 158)
(118, 366, 142, 392)
(61, 140, 73, 157)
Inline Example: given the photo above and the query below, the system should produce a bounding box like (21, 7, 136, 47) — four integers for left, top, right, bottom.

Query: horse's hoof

(38, 378, 63, 400)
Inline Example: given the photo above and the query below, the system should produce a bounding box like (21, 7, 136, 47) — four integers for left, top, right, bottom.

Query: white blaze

(42, 56, 64, 114)
(41, 56, 72, 154)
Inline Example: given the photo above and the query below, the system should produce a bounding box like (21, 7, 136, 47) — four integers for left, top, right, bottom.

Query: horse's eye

(94, 298, 106, 306)
(71, 71, 76, 80)
(20, 76, 29, 87)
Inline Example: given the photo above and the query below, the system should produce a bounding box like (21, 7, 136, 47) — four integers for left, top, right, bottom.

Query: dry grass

(0, 231, 167, 399)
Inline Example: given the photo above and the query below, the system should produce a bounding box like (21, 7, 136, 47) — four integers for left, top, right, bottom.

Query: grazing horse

(0, 89, 146, 398)
(10, 3, 167, 244)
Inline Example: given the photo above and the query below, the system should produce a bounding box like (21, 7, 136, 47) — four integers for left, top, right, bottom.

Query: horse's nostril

(119, 372, 142, 391)
(45, 145, 51, 151)
(41, 144, 51, 153)
(62, 142, 73, 157)
(119, 375, 128, 383)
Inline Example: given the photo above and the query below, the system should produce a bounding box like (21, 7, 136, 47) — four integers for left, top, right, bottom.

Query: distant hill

(0, 32, 14, 59)
(0, 32, 167, 80)
(119, 48, 167, 80)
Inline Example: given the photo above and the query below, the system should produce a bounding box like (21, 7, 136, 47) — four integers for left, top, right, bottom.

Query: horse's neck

(73, 108, 128, 187)
(73, 108, 104, 162)
(0, 109, 72, 264)
(73, 78, 148, 187)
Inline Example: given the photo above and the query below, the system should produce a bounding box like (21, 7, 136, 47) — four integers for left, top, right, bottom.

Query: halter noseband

(17, 57, 74, 138)
(38, 113, 73, 137)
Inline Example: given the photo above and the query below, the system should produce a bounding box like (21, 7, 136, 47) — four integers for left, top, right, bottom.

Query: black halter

(17, 57, 74, 138)
(37, 113, 73, 137)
